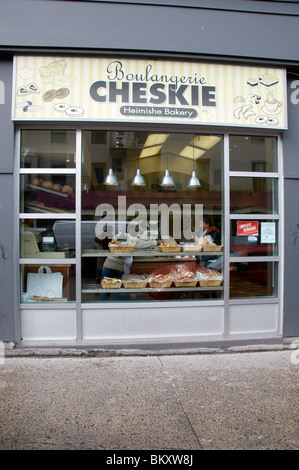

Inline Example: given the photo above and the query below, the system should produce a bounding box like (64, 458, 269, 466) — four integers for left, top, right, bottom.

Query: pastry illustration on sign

(15, 58, 77, 116)
(259, 73, 279, 87)
(233, 104, 256, 120)
(17, 83, 40, 96)
(233, 72, 282, 126)
(42, 87, 70, 102)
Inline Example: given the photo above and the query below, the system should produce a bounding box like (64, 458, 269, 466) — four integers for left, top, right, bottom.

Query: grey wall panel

(283, 179, 299, 337)
(1, 1, 299, 63)
(283, 77, 299, 337)
(0, 61, 14, 173)
(0, 60, 15, 342)
(284, 77, 299, 178)
(0, 175, 14, 341)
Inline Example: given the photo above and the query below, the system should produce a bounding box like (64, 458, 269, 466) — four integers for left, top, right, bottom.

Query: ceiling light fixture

(103, 168, 119, 186)
(187, 139, 201, 188)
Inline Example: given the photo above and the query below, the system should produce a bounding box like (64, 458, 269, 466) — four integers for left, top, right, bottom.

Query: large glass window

(229, 135, 279, 299)
(20, 130, 76, 168)
(19, 130, 76, 304)
(18, 129, 281, 306)
(229, 135, 278, 173)
(81, 131, 224, 302)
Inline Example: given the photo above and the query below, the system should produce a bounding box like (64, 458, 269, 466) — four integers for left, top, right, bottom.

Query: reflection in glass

(20, 174, 75, 213)
(230, 220, 278, 257)
(81, 131, 224, 303)
(20, 219, 75, 258)
(229, 135, 277, 172)
(230, 261, 278, 298)
(20, 264, 76, 303)
(20, 130, 76, 168)
(230, 177, 278, 214)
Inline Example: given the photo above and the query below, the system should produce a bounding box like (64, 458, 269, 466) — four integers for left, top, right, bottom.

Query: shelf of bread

(82, 284, 223, 294)
(82, 247, 223, 257)
(83, 265, 223, 293)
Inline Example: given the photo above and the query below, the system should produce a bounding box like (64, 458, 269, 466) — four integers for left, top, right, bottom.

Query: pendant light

(160, 169, 175, 187)
(131, 168, 146, 186)
(160, 138, 175, 187)
(187, 141, 201, 188)
(187, 170, 201, 188)
(131, 135, 146, 186)
(103, 168, 119, 186)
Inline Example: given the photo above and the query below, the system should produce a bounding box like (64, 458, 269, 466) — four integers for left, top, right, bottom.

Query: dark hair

(203, 215, 211, 225)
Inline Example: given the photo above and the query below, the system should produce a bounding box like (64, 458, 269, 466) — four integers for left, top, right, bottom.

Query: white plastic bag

(27, 266, 63, 299)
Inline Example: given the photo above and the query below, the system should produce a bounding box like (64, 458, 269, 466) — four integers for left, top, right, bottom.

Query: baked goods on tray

(122, 274, 148, 289)
(159, 242, 181, 253)
(196, 237, 223, 252)
(181, 243, 202, 252)
(172, 265, 198, 287)
(197, 268, 223, 286)
(108, 240, 134, 253)
(148, 274, 173, 288)
(101, 278, 122, 289)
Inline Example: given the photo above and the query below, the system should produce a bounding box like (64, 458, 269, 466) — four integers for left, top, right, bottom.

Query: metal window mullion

(229, 214, 279, 220)
(19, 168, 76, 175)
(19, 213, 76, 220)
(223, 134, 230, 338)
(229, 256, 279, 264)
(277, 135, 284, 335)
(19, 258, 76, 265)
(14, 129, 22, 343)
(75, 129, 82, 344)
(229, 171, 279, 178)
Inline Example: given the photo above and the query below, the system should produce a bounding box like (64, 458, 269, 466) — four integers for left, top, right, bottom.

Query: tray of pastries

(196, 237, 223, 252)
(101, 277, 122, 289)
(181, 243, 202, 252)
(196, 268, 223, 286)
(148, 274, 173, 288)
(122, 274, 148, 289)
(159, 242, 181, 253)
(172, 265, 198, 287)
(108, 240, 134, 253)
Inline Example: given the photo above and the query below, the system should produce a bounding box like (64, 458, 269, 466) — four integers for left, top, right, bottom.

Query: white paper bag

(27, 266, 63, 299)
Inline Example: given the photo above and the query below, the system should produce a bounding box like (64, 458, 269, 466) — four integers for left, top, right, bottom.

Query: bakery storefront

(13, 56, 286, 347)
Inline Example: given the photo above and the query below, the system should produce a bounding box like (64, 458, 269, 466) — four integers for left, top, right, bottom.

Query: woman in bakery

(100, 224, 162, 299)
(194, 215, 221, 269)
(194, 215, 220, 245)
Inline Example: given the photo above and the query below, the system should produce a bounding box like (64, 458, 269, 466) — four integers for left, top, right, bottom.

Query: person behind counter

(101, 224, 163, 281)
(194, 215, 220, 245)
(194, 216, 221, 268)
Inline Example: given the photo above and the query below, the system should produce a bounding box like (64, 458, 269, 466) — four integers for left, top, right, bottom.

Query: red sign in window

(237, 221, 259, 236)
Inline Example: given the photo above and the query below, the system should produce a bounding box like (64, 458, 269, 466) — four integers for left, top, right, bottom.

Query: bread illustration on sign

(259, 73, 279, 87)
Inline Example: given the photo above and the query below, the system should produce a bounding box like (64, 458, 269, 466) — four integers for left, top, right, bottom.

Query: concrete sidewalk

(0, 347, 298, 450)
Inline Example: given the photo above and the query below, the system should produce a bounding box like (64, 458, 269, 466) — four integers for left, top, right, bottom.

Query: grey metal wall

(0, 0, 298, 342)
(1, 1, 299, 64)
(283, 76, 299, 337)
(0, 60, 15, 341)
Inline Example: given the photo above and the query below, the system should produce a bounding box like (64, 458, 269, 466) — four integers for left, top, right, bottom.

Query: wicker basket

(182, 245, 202, 252)
(174, 279, 198, 287)
(159, 245, 181, 253)
(108, 244, 134, 253)
(149, 280, 173, 288)
(122, 280, 148, 289)
(101, 279, 122, 289)
(202, 245, 223, 252)
(198, 279, 222, 287)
